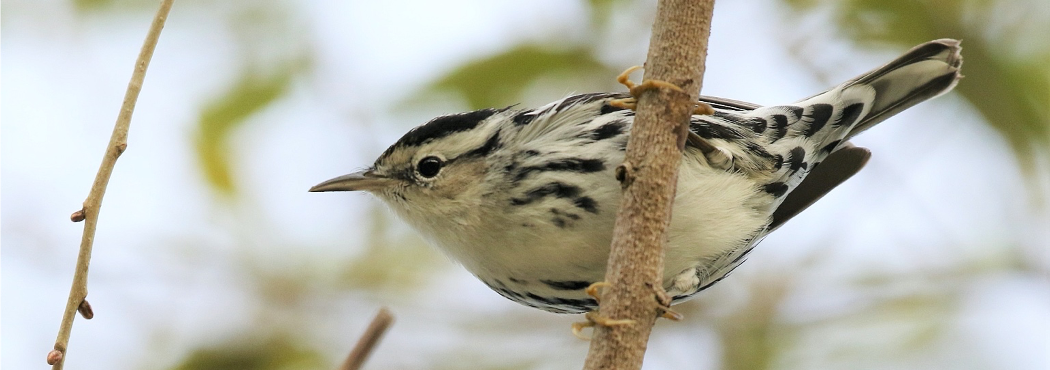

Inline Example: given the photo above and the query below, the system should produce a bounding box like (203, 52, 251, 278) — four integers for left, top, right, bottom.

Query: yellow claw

(607, 98, 637, 111)
(629, 78, 686, 97)
(612, 65, 714, 116)
(649, 282, 684, 321)
(616, 65, 644, 90)
(585, 281, 612, 303)
(660, 308, 684, 321)
(571, 311, 637, 340)
(693, 102, 715, 115)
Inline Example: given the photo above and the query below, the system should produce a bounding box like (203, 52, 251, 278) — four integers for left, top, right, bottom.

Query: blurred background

(3, 0, 1049, 369)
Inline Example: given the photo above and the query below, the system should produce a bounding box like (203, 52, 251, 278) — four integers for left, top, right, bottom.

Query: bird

(310, 39, 963, 314)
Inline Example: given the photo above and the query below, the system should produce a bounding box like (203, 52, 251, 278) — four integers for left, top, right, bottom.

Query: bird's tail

(742, 39, 962, 204)
(829, 39, 963, 140)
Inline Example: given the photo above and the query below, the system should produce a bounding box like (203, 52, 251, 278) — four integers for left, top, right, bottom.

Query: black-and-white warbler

(312, 39, 962, 314)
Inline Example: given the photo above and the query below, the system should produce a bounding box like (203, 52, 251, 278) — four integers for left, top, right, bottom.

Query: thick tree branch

(48, 1, 174, 368)
(582, 0, 715, 369)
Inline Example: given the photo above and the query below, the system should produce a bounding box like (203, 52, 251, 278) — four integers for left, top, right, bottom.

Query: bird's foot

(612, 66, 713, 115)
(692, 101, 715, 115)
(571, 281, 635, 340)
(571, 311, 637, 340)
(585, 281, 611, 304)
(650, 282, 683, 321)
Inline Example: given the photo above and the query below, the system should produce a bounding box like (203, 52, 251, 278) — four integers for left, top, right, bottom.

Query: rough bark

(582, 1, 715, 369)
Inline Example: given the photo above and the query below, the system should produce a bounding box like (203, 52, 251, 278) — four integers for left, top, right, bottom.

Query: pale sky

(3, 1, 1048, 369)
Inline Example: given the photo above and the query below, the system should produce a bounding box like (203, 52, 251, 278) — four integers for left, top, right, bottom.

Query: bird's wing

(699, 95, 760, 111)
(768, 143, 871, 231)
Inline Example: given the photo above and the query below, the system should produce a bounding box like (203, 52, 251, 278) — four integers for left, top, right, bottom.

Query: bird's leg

(686, 132, 734, 170)
(571, 281, 635, 340)
(608, 65, 714, 115)
(616, 65, 643, 91)
(650, 282, 683, 321)
(608, 66, 642, 111)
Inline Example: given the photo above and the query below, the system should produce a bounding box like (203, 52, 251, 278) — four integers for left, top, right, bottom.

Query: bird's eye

(417, 156, 444, 178)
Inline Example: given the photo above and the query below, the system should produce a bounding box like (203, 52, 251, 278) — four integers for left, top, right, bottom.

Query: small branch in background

(582, 0, 716, 369)
(339, 308, 395, 370)
(48, 0, 175, 369)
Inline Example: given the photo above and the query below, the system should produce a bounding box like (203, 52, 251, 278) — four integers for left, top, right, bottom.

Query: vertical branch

(583, 0, 715, 369)
(48, 0, 175, 368)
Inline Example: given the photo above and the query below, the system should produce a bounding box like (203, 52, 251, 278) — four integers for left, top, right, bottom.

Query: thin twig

(49, 1, 175, 368)
(339, 308, 395, 370)
(582, 0, 716, 369)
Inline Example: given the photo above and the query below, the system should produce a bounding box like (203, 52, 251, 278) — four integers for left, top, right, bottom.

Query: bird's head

(310, 108, 508, 224)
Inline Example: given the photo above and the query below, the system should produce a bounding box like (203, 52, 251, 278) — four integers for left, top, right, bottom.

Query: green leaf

(194, 68, 295, 196)
(781, 0, 1050, 180)
(71, 0, 154, 12)
(419, 44, 611, 109)
(170, 337, 325, 370)
(588, 0, 629, 26)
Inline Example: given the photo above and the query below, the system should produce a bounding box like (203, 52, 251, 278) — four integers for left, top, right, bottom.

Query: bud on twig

(47, 350, 63, 365)
(70, 209, 86, 222)
(78, 300, 94, 320)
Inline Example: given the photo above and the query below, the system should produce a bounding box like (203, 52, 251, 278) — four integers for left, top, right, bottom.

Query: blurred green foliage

(338, 206, 445, 291)
(783, 0, 1050, 177)
(195, 68, 296, 196)
(72, 0, 155, 12)
(422, 44, 612, 109)
(170, 337, 326, 370)
(52, 0, 1045, 369)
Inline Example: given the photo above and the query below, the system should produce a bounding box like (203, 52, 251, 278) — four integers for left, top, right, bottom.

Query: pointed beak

(309, 170, 393, 192)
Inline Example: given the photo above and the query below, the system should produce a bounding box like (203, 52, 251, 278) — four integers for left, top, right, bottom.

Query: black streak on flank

(525, 292, 595, 313)
(764, 182, 789, 198)
(462, 132, 501, 158)
(600, 103, 625, 115)
(511, 182, 582, 206)
(770, 114, 789, 141)
(784, 106, 804, 119)
(804, 104, 833, 137)
(748, 117, 768, 134)
(573, 196, 599, 214)
(589, 121, 626, 140)
(715, 111, 766, 134)
(511, 182, 597, 214)
(836, 102, 865, 127)
(551, 208, 581, 220)
(395, 109, 498, 148)
(787, 146, 808, 172)
(552, 217, 567, 228)
(541, 280, 593, 291)
(693, 121, 744, 141)
(513, 158, 606, 182)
